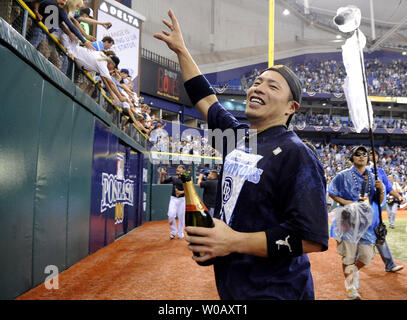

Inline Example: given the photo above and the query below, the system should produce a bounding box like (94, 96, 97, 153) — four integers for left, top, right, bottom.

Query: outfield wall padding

(0, 20, 146, 299)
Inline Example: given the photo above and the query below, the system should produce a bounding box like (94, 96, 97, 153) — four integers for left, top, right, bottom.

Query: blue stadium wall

(0, 20, 148, 299)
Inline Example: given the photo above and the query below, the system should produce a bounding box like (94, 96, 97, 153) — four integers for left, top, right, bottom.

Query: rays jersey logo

(220, 149, 264, 224)
(222, 177, 233, 204)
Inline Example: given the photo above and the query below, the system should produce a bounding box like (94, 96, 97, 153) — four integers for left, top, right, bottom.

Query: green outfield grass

(383, 217, 407, 263)
(328, 216, 407, 263)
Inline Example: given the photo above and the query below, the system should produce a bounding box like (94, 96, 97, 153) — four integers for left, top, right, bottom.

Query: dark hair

(102, 36, 115, 44)
(103, 50, 116, 56)
(350, 145, 368, 162)
(369, 148, 379, 157)
(285, 91, 295, 127)
(210, 170, 218, 177)
(79, 8, 91, 17)
(110, 55, 120, 68)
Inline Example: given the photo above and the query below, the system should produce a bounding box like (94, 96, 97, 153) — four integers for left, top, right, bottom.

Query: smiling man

(245, 68, 299, 130)
(154, 9, 329, 300)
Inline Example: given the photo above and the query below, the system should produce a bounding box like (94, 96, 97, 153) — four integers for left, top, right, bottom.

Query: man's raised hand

(153, 9, 186, 54)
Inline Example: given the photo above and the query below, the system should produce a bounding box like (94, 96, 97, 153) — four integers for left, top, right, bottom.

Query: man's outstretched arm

(153, 9, 217, 121)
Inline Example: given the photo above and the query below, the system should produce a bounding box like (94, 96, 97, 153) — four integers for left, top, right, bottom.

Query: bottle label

(186, 203, 207, 212)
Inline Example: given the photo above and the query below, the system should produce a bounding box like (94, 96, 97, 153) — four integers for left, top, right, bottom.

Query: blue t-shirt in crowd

(92, 40, 104, 50)
(207, 102, 329, 300)
(372, 166, 393, 194)
(111, 77, 122, 93)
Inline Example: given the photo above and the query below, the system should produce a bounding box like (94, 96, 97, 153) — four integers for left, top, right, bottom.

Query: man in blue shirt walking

(328, 145, 385, 300)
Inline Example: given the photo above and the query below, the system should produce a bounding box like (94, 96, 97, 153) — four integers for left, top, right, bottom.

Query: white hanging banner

(341, 30, 374, 133)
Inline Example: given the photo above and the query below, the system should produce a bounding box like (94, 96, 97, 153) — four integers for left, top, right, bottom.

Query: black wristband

(265, 226, 303, 260)
(184, 75, 216, 105)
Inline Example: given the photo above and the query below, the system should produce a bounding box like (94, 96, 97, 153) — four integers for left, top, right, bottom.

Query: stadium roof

(139, 0, 407, 73)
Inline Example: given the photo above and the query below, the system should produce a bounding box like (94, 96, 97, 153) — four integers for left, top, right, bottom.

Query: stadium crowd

(292, 112, 407, 130)
(239, 58, 407, 97)
(291, 59, 345, 94)
(291, 58, 407, 97)
(315, 143, 407, 191)
(290, 58, 407, 97)
(149, 128, 222, 159)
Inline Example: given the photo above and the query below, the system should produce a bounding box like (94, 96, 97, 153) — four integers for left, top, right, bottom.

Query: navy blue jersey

(162, 176, 184, 198)
(207, 102, 329, 300)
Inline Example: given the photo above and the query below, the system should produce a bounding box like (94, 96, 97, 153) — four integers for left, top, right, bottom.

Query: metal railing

(142, 47, 180, 72)
(0, 0, 148, 148)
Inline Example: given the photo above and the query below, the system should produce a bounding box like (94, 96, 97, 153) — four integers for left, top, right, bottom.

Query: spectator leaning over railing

(92, 36, 115, 51)
(102, 59, 147, 133)
(115, 70, 137, 101)
(59, 33, 130, 118)
(141, 104, 152, 122)
(102, 57, 138, 106)
(53, 0, 95, 55)
(120, 68, 137, 95)
(110, 69, 141, 112)
(121, 69, 137, 98)
(120, 68, 130, 84)
(74, 7, 112, 30)
(106, 63, 149, 134)
(53, 2, 118, 100)
(63, 0, 96, 42)
(26, 0, 94, 50)
(139, 104, 153, 133)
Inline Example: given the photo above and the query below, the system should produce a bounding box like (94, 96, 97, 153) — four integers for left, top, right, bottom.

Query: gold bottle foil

(183, 180, 208, 212)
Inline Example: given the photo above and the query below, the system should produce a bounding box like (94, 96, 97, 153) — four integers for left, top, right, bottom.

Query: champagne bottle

(180, 172, 215, 266)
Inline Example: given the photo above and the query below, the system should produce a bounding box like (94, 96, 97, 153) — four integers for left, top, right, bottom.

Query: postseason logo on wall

(100, 154, 135, 225)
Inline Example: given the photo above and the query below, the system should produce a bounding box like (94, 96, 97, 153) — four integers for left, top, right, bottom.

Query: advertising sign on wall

(96, 0, 145, 93)
(140, 58, 192, 106)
